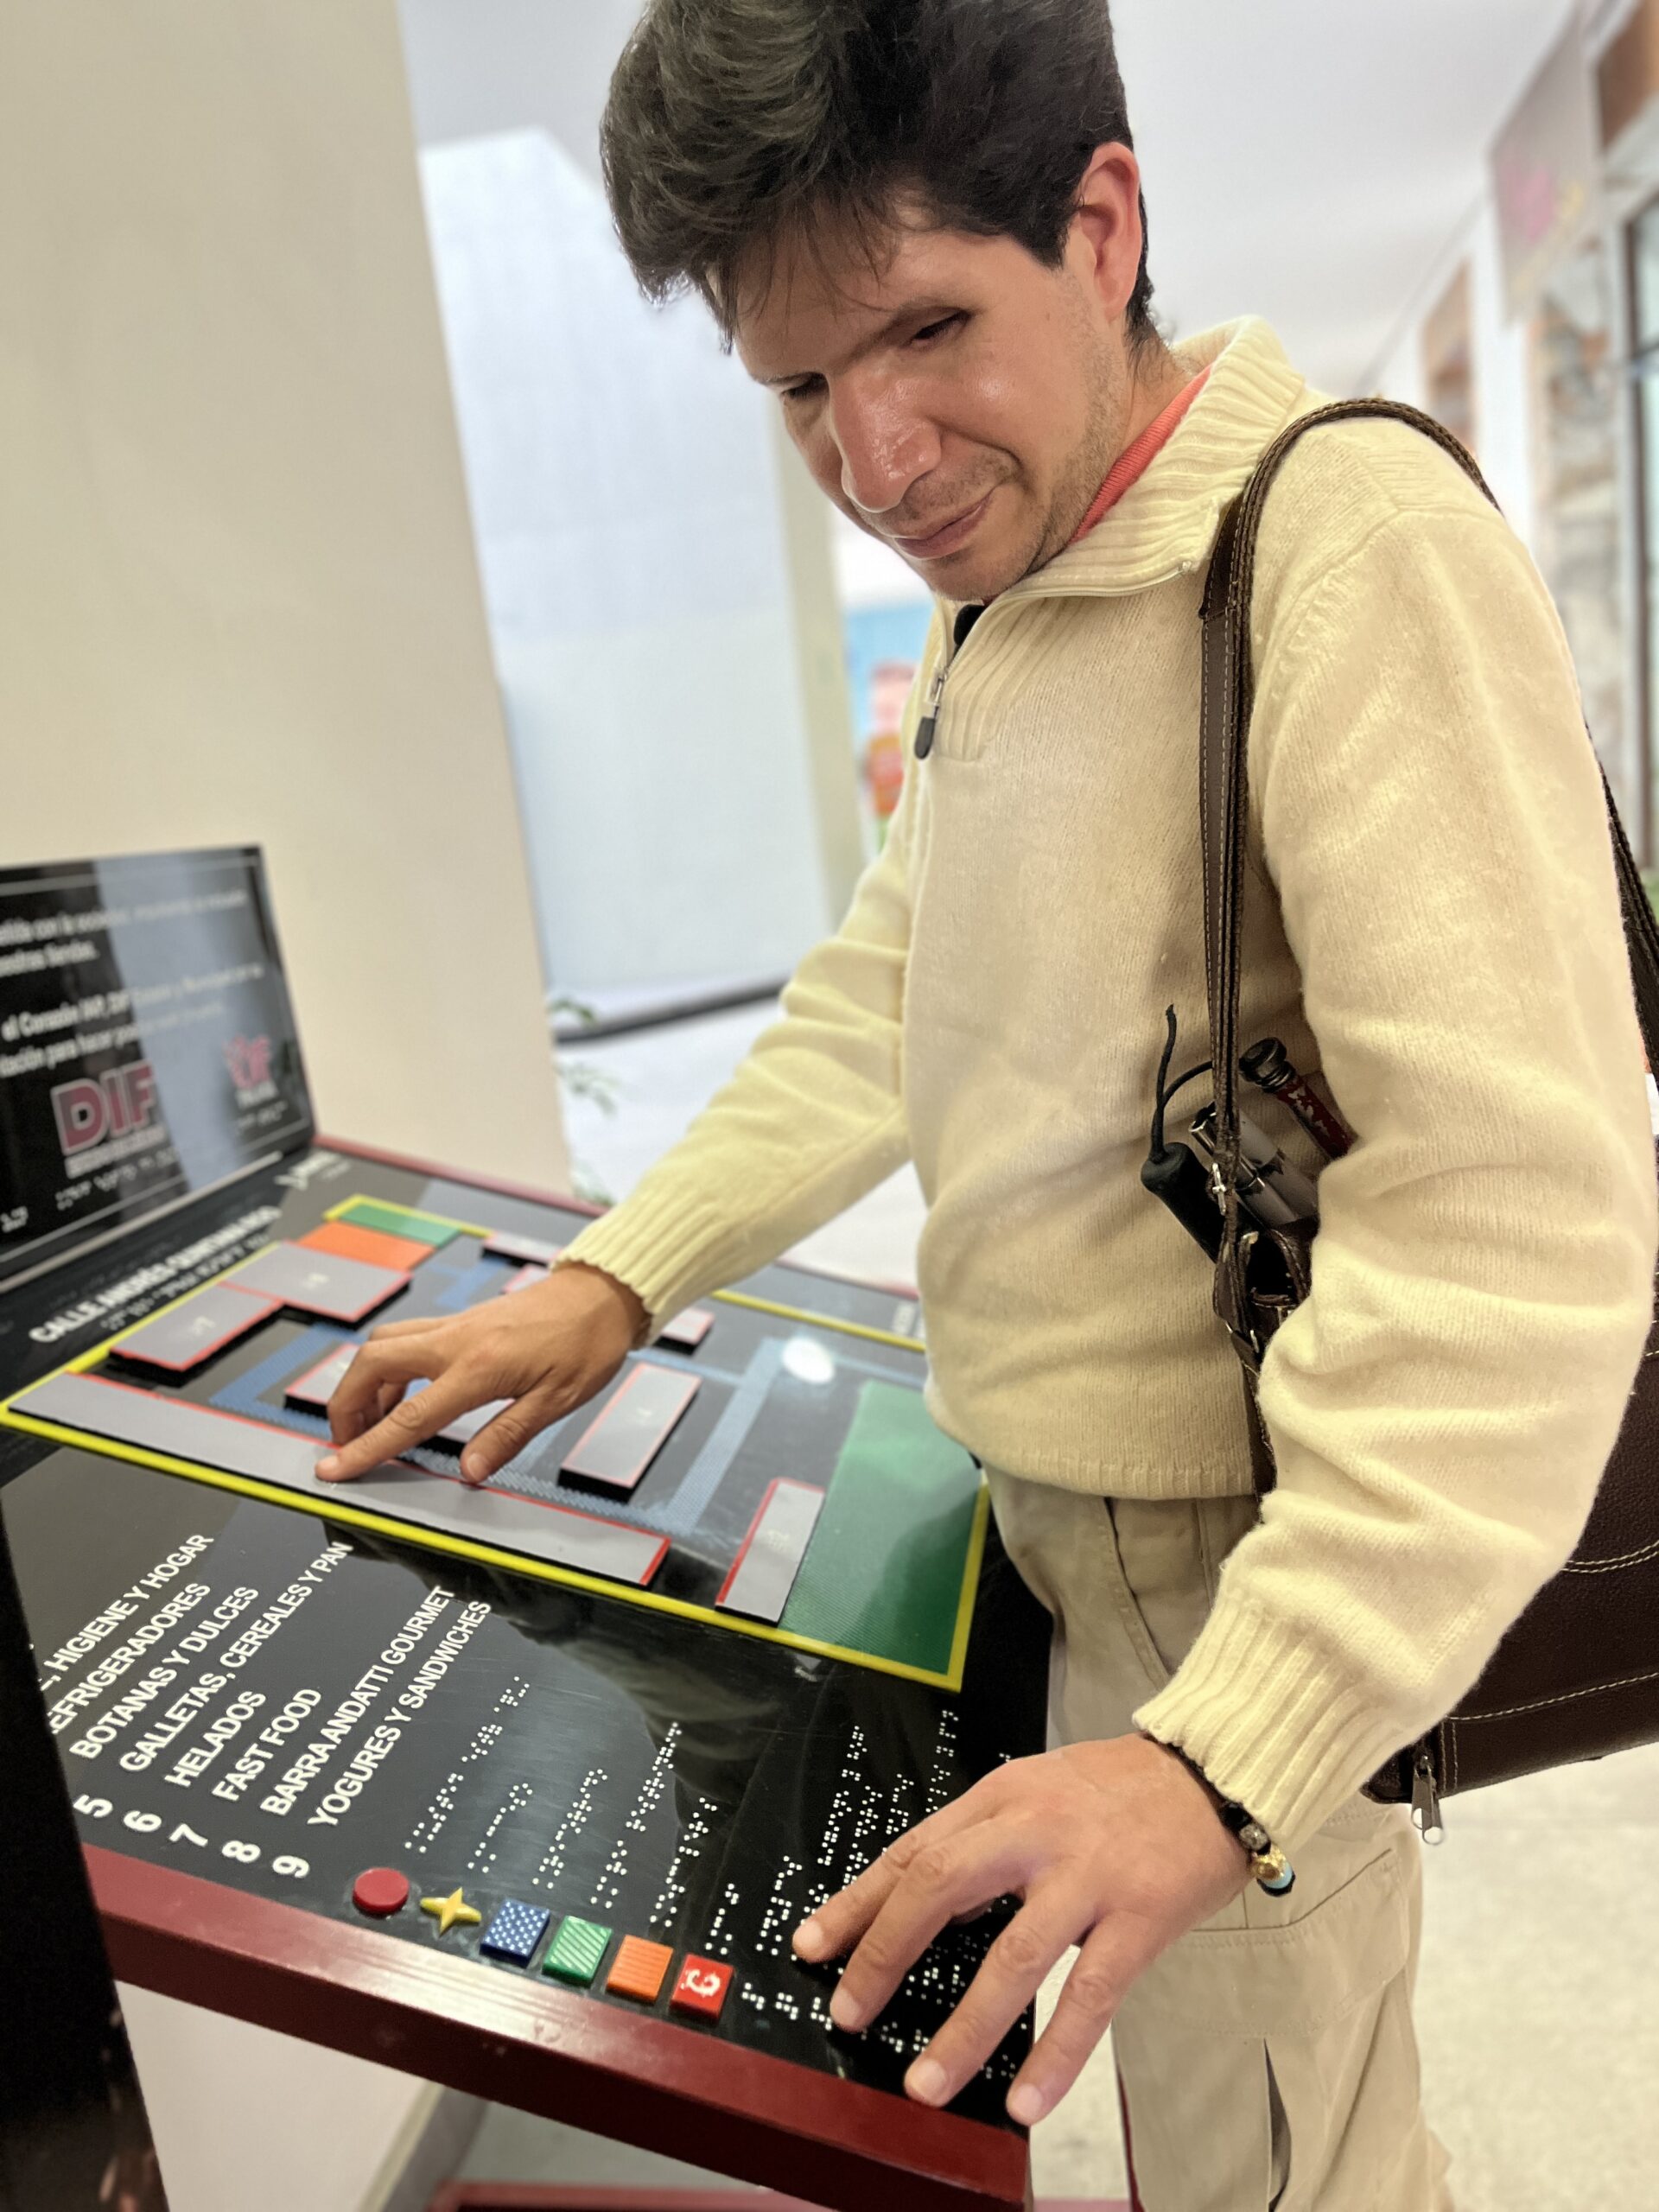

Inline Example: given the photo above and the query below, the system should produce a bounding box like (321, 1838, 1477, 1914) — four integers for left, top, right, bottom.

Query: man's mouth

(890, 493, 994, 561)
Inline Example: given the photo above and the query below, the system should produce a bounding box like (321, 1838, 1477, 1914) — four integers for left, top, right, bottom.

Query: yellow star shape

(420, 1887, 482, 1936)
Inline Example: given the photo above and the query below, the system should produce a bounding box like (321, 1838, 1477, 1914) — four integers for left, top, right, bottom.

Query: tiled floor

(480, 1007, 1659, 2209)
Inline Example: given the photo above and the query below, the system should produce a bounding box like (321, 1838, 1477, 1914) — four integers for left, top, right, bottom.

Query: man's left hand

(791, 1732, 1252, 2126)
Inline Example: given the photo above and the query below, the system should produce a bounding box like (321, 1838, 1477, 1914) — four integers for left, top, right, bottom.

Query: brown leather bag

(1196, 397, 1659, 1839)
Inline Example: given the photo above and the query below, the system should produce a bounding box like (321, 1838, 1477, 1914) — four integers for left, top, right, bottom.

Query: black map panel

(4, 1185, 982, 1688)
(0, 1147, 1052, 2129)
(3, 1444, 1046, 2123)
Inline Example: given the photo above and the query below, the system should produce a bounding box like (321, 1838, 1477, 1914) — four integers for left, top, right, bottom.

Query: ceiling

(1113, 0, 1576, 393)
(397, 0, 1590, 601)
(398, 0, 644, 185)
(402, 0, 1581, 395)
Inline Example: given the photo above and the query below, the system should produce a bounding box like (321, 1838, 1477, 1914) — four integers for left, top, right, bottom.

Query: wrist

(556, 1260, 652, 1346)
(1138, 1732, 1295, 1896)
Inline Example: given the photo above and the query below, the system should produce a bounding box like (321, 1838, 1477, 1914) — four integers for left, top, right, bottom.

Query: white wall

(420, 130, 839, 996)
(0, 1, 571, 2201)
(119, 1989, 458, 2212)
(0, 0, 569, 1194)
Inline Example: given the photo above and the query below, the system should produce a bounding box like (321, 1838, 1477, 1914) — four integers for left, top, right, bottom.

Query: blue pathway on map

(208, 1318, 921, 1545)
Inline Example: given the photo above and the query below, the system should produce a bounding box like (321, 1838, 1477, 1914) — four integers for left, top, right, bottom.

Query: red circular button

(352, 1867, 410, 1918)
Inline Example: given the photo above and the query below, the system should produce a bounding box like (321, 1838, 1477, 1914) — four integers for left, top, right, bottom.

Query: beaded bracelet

(1140, 1733, 1296, 1896)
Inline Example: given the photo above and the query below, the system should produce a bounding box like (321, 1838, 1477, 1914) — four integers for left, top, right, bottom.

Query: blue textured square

(480, 1898, 550, 1966)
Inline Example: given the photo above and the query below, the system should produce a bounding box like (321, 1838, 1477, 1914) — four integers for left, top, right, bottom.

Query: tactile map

(0, 1149, 1049, 2125)
(3, 1193, 988, 1690)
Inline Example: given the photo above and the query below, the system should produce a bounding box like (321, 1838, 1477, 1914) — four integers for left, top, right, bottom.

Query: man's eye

(912, 314, 964, 345)
(781, 378, 823, 404)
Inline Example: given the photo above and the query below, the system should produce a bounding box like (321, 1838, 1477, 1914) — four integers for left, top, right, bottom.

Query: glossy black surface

(0, 1510, 167, 2210)
(10, 1157, 981, 1680)
(1, 1147, 1051, 2126)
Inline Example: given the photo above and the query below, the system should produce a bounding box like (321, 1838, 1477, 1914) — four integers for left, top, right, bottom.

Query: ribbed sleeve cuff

(556, 1187, 738, 1333)
(1131, 1592, 1417, 1857)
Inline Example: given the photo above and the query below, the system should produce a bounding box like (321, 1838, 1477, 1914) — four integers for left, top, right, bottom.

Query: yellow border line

(324, 1196, 930, 1356)
(943, 1479, 991, 1693)
(0, 1198, 976, 1690)
(709, 1290, 924, 1355)
(0, 1408, 972, 1689)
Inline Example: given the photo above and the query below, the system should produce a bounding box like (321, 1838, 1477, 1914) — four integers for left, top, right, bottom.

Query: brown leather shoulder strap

(1199, 397, 1659, 1233)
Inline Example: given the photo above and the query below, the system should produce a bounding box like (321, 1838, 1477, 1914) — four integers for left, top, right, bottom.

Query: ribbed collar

(999, 317, 1310, 605)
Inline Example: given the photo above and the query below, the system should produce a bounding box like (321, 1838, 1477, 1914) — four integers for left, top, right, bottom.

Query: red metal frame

(70, 1135, 1022, 2210)
(90, 1847, 1025, 2212)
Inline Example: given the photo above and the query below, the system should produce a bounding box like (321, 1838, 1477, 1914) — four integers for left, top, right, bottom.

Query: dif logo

(51, 1060, 159, 1161)
(225, 1033, 276, 1107)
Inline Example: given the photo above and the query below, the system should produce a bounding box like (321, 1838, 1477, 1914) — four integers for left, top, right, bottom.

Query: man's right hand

(315, 1262, 648, 1489)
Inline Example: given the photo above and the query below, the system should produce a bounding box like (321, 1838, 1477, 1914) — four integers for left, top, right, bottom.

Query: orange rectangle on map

(299, 1219, 434, 1272)
(605, 1935, 674, 2005)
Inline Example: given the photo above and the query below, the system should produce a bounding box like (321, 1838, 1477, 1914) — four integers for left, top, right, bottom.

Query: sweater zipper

(914, 659, 949, 760)
(912, 558, 1200, 762)
(915, 601, 983, 760)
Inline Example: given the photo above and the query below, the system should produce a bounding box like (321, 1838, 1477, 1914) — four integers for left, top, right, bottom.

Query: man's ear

(1069, 143, 1145, 323)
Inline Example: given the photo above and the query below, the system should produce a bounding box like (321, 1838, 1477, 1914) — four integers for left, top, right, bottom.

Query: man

(318, 3, 1657, 2203)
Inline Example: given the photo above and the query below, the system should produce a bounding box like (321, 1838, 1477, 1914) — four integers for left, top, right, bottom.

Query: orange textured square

(299, 1219, 434, 1271)
(606, 1935, 674, 2005)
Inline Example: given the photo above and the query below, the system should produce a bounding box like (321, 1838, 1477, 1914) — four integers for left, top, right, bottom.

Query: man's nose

(830, 386, 939, 518)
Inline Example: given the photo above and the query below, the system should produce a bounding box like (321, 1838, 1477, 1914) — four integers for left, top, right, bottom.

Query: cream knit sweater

(563, 319, 1657, 1850)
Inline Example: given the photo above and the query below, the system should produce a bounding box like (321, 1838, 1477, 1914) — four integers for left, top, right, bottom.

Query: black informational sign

(0, 849, 312, 1292)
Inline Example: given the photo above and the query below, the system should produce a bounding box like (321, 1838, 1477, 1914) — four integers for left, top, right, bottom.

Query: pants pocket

(1102, 1492, 1260, 1691)
(1113, 1823, 1433, 2212)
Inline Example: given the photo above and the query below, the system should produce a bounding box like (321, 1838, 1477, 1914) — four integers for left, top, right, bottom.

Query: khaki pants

(987, 1471, 1455, 2212)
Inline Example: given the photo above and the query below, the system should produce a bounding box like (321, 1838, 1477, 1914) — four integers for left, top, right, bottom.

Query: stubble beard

(1020, 334, 1130, 583)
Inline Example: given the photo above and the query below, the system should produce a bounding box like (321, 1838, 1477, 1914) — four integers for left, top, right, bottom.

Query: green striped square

(541, 1916, 612, 1986)
(337, 1198, 461, 1248)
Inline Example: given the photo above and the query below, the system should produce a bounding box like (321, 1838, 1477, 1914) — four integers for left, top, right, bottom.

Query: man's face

(734, 207, 1134, 602)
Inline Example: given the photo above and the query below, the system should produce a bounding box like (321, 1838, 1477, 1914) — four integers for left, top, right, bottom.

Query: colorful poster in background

(842, 601, 934, 845)
(1493, 13, 1599, 323)
(0, 849, 312, 1290)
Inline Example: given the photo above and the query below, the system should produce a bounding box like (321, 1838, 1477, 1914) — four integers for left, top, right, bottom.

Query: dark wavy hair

(601, 0, 1154, 343)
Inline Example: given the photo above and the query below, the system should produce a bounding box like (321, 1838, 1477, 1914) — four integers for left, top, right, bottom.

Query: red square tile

(669, 1954, 733, 2022)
